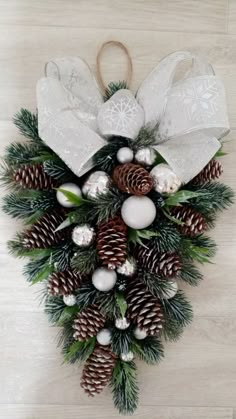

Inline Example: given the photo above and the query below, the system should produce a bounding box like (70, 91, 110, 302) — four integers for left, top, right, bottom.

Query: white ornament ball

(56, 182, 81, 208)
(117, 258, 136, 277)
(63, 294, 77, 306)
(72, 224, 95, 247)
(134, 327, 147, 340)
(162, 280, 178, 299)
(92, 267, 117, 292)
(121, 196, 156, 229)
(82, 171, 110, 199)
(135, 147, 156, 166)
(116, 147, 134, 164)
(96, 328, 112, 346)
(120, 351, 134, 362)
(115, 317, 130, 330)
(150, 163, 181, 194)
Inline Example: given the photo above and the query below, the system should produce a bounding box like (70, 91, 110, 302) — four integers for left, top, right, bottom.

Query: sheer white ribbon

(37, 51, 229, 183)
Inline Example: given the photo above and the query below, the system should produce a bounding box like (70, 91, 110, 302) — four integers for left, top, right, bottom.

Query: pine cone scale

(97, 216, 127, 268)
(48, 269, 82, 296)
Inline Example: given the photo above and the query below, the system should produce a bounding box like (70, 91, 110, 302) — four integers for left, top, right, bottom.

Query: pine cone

(171, 206, 207, 236)
(22, 210, 69, 249)
(73, 305, 106, 341)
(112, 163, 153, 195)
(135, 246, 181, 278)
(126, 279, 164, 335)
(97, 215, 127, 268)
(13, 163, 57, 190)
(47, 269, 82, 296)
(192, 159, 223, 184)
(81, 345, 117, 396)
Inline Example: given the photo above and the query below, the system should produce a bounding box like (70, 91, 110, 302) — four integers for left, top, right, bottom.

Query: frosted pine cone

(73, 305, 106, 341)
(97, 215, 127, 268)
(171, 206, 207, 236)
(135, 246, 181, 278)
(47, 269, 82, 296)
(112, 163, 153, 195)
(192, 160, 223, 184)
(13, 163, 57, 190)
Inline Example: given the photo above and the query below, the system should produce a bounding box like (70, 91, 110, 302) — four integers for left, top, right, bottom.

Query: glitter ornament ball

(117, 258, 136, 277)
(116, 147, 134, 164)
(72, 224, 95, 247)
(92, 267, 117, 292)
(96, 328, 112, 346)
(162, 280, 178, 299)
(135, 147, 156, 166)
(121, 196, 156, 229)
(120, 351, 134, 362)
(63, 294, 77, 306)
(82, 171, 110, 199)
(134, 327, 147, 340)
(115, 317, 130, 330)
(56, 182, 81, 208)
(150, 163, 181, 194)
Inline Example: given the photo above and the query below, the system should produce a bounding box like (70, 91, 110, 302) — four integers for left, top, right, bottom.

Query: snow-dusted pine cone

(13, 163, 57, 190)
(22, 210, 68, 249)
(81, 345, 117, 396)
(47, 269, 82, 296)
(112, 163, 153, 195)
(126, 279, 164, 335)
(97, 215, 127, 268)
(73, 305, 106, 341)
(192, 159, 223, 184)
(135, 246, 181, 278)
(171, 206, 207, 236)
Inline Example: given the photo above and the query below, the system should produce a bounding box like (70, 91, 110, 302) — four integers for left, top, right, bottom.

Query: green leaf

(128, 228, 159, 246)
(115, 292, 128, 318)
(57, 306, 79, 325)
(162, 208, 184, 226)
(55, 188, 84, 207)
(64, 337, 96, 363)
(214, 146, 227, 158)
(31, 262, 54, 284)
(165, 190, 205, 207)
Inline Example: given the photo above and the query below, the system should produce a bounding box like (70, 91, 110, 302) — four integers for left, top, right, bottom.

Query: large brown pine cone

(47, 269, 82, 296)
(73, 305, 106, 341)
(171, 206, 207, 236)
(22, 210, 69, 249)
(13, 163, 57, 190)
(135, 246, 181, 278)
(97, 215, 127, 268)
(192, 159, 223, 184)
(112, 163, 153, 195)
(126, 279, 164, 335)
(81, 345, 117, 396)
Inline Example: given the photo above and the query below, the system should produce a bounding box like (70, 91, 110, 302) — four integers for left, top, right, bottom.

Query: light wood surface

(0, 1, 235, 418)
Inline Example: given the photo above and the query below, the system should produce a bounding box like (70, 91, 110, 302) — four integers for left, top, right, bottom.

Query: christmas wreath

(1, 42, 234, 414)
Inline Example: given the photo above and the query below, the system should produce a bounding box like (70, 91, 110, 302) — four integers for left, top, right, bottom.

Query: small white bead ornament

(63, 294, 77, 306)
(56, 182, 81, 208)
(82, 171, 110, 199)
(121, 196, 156, 229)
(92, 267, 117, 292)
(134, 327, 147, 340)
(117, 258, 136, 277)
(135, 147, 156, 166)
(96, 328, 112, 346)
(162, 280, 178, 299)
(120, 351, 134, 362)
(115, 317, 130, 330)
(150, 163, 181, 194)
(116, 147, 134, 164)
(72, 224, 95, 247)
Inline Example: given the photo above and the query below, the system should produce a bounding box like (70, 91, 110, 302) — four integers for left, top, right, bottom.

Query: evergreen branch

(63, 337, 96, 363)
(93, 138, 129, 173)
(8, 234, 52, 258)
(43, 159, 76, 182)
(187, 182, 234, 215)
(23, 256, 50, 283)
(179, 262, 203, 286)
(4, 142, 44, 166)
(132, 126, 157, 150)
(110, 360, 139, 415)
(161, 291, 193, 327)
(180, 234, 217, 264)
(132, 336, 164, 365)
(111, 328, 133, 355)
(104, 81, 128, 101)
(45, 296, 66, 324)
(151, 218, 181, 252)
(140, 270, 177, 299)
(13, 109, 41, 142)
(75, 283, 98, 309)
(161, 317, 184, 341)
(71, 247, 98, 275)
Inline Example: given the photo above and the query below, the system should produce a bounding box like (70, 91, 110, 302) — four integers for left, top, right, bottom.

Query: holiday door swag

(1, 42, 233, 414)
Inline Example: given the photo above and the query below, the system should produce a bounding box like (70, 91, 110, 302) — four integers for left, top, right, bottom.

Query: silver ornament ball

(116, 147, 134, 164)
(72, 224, 95, 247)
(115, 317, 130, 330)
(96, 328, 112, 346)
(121, 196, 156, 229)
(56, 182, 81, 208)
(135, 147, 156, 166)
(150, 163, 181, 194)
(117, 258, 136, 277)
(134, 327, 147, 340)
(82, 171, 110, 199)
(63, 294, 77, 306)
(92, 267, 117, 292)
(120, 351, 134, 362)
(161, 280, 178, 299)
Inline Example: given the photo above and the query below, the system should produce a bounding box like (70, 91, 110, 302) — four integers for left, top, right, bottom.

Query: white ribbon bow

(37, 51, 229, 183)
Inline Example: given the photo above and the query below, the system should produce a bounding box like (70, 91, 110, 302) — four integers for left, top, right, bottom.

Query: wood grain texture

(0, 1, 235, 418)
